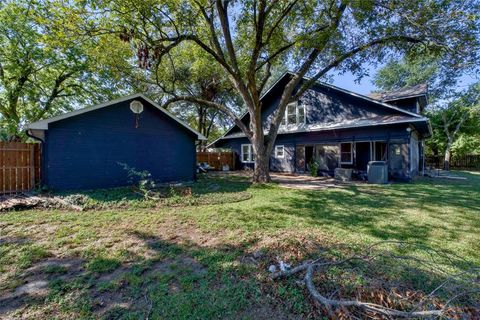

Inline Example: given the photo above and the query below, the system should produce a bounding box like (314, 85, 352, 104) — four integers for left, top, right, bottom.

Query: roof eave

(213, 117, 431, 142)
(26, 93, 207, 141)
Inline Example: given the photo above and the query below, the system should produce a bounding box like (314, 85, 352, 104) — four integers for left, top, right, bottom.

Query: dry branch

(271, 241, 479, 319)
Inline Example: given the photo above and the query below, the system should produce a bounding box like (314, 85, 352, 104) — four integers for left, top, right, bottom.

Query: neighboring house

(27, 94, 206, 191)
(209, 72, 431, 180)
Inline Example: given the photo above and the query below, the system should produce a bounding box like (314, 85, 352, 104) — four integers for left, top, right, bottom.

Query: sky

(331, 66, 479, 97)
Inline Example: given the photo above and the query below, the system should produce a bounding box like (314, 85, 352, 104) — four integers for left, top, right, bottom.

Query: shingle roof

(219, 115, 430, 140)
(369, 83, 428, 102)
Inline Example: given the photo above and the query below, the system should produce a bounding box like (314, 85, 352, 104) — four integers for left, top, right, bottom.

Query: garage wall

(44, 98, 197, 191)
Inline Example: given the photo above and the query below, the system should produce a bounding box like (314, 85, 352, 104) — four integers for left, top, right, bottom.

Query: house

(209, 72, 431, 180)
(27, 94, 206, 191)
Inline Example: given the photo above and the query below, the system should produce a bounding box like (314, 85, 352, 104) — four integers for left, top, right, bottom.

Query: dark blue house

(209, 72, 432, 180)
(27, 94, 206, 191)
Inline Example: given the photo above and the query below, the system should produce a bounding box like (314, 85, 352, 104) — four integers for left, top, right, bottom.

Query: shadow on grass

(0, 231, 277, 319)
(1, 231, 478, 319)
(53, 173, 253, 209)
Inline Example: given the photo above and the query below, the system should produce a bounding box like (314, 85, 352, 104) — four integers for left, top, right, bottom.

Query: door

(355, 142, 371, 171)
(296, 145, 305, 172)
(389, 143, 408, 178)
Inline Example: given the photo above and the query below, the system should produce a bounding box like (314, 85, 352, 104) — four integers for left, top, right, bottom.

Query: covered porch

(291, 139, 420, 180)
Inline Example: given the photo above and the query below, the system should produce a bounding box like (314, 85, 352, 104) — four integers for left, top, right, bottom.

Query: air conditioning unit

(367, 161, 388, 184)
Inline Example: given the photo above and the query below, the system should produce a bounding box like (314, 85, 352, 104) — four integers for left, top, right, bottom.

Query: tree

(428, 83, 480, 170)
(373, 50, 480, 169)
(372, 51, 464, 101)
(0, 0, 128, 139)
(139, 42, 242, 149)
(99, 0, 479, 182)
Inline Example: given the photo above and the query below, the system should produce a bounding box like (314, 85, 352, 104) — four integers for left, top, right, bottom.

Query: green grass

(0, 171, 479, 319)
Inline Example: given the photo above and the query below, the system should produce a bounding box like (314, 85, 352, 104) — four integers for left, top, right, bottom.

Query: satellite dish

(130, 100, 144, 114)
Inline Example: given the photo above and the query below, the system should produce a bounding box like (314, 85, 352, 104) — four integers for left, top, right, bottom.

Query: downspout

(422, 140, 426, 176)
(26, 129, 45, 188)
(407, 127, 413, 181)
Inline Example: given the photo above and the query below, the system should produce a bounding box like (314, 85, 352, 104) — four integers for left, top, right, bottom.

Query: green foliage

(451, 134, 480, 155)
(426, 83, 480, 156)
(0, 0, 130, 137)
(374, 51, 480, 158)
(308, 159, 320, 177)
(118, 162, 157, 197)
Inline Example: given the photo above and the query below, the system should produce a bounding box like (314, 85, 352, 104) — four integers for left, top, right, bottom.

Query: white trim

(217, 117, 430, 141)
(340, 142, 353, 164)
(275, 145, 285, 158)
(383, 94, 426, 102)
(26, 93, 207, 140)
(241, 144, 255, 163)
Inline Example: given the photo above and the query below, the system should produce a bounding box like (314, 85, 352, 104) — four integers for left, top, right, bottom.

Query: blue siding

(44, 97, 196, 191)
(227, 77, 407, 135)
(218, 124, 411, 172)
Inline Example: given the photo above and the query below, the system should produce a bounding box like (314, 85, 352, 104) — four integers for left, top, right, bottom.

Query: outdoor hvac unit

(367, 161, 388, 184)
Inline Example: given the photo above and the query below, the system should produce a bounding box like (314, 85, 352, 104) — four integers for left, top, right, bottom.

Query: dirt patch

(0, 257, 85, 317)
(234, 301, 295, 320)
(270, 173, 364, 190)
(0, 236, 31, 246)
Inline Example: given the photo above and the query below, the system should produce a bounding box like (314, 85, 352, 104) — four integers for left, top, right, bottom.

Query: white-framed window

(282, 102, 306, 126)
(275, 145, 285, 158)
(340, 142, 353, 164)
(241, 144, 255, 163)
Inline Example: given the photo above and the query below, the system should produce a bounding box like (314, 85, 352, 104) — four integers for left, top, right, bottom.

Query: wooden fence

(197, 152, 235, 170)
(426, 154, 480, 170)
(0, 142, 41, 194)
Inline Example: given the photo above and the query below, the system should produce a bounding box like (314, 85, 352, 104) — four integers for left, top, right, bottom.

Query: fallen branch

(271, 241, 479, 319)
(304, 264, 443, 318)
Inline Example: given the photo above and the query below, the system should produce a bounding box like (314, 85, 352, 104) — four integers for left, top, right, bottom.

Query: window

(282, 102, 306, 126)
(340, 142, 353, 164)
(241, 144, 254, 163)
(275, 145, 285, 158)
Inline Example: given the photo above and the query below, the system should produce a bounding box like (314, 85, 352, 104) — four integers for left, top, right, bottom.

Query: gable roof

(27, 93, 207, 140)
(219, 115, 431, 140)
(369, 83, 428, 102)
(210, 72, 426, 147)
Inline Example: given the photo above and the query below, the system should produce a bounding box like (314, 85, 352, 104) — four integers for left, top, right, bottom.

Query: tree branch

(163, 95, 251, 139)
(293, 35, 424, 101)
(216, 0, 240, 75)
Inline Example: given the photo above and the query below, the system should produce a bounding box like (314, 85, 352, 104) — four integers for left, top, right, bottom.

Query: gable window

(275, 145, 285, 158)
(340, 142, 353, 164)
(282, 102, 306, 126)
(241, 144, 255, 163)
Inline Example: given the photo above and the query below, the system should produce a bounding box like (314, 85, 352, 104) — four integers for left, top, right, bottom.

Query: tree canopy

(372, 48, 480, 163)
(0, 0, 130, 138)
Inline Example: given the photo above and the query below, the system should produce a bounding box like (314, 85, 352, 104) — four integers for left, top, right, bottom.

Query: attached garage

(27, 94, 206, 191)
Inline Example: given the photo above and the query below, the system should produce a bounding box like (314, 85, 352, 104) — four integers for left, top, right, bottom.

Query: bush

(308, 159, 320, 177)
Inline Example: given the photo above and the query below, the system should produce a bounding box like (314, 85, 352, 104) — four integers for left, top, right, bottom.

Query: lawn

(0, 172, 479, 319)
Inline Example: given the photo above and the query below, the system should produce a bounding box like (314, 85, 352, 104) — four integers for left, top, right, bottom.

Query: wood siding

(43, 97, 197, 191)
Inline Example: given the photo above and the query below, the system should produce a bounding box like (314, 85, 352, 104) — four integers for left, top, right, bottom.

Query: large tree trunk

(444, 141, 452, 171)
(252, 146, 271, 183)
